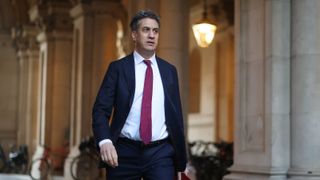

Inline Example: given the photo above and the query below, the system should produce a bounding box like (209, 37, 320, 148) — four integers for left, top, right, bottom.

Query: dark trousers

(106, 138, 175, 180)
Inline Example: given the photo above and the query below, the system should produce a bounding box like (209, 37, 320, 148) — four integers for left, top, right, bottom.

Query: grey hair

(130, 10, 160, 31)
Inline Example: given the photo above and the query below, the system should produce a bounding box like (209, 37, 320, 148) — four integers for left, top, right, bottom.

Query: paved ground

(0, 174, 64, 180)
(0, 174, 31, 180)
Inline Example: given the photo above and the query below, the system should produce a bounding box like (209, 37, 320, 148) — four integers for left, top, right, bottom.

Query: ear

(131, 31, 137, 41)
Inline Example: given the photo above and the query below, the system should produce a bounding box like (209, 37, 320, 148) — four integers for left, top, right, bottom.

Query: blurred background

(1, 0, 318, 180)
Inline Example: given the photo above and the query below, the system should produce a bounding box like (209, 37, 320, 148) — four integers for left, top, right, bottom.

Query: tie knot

(143, 60, 151, 66)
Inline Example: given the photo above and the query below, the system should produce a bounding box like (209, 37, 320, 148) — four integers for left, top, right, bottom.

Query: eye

(153, 29, 159, 34)
(142, 27, 150, 32)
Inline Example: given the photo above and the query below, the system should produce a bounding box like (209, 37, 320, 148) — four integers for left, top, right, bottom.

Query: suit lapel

(123, 54, 135, 106)
(156, 57, 171, 97)
(157, 57, 179, 121)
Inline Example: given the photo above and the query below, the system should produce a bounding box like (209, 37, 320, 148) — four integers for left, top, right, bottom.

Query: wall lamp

(192, 0, 217, 48)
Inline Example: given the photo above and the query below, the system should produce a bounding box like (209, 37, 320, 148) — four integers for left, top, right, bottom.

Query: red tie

(140, 60, 153, 144)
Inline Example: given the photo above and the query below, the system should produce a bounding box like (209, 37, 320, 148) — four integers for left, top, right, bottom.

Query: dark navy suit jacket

(92, 53, 187, 171)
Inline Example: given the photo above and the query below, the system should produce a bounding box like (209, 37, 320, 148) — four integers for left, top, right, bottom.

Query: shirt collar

(133, 51, 156, 65)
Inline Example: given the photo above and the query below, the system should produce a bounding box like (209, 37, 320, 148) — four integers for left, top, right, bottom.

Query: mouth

(147, 41, 155, 46)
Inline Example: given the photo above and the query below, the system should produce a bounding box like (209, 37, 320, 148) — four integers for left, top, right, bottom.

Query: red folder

(180, 172, 191, 180)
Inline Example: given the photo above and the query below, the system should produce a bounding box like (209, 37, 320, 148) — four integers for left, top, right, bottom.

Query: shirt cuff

(99, 139, 113, 147)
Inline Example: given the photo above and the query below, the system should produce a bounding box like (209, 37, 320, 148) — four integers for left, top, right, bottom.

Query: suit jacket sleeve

(171, 66, 188, 172)
(172, 66, 184, 131)
(92, 61, 117, 146)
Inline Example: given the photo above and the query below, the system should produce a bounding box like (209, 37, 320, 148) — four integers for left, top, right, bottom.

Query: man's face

(132, 18, 159, 54)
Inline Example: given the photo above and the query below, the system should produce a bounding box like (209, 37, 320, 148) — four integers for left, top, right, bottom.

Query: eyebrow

(141, 26, 159, 30)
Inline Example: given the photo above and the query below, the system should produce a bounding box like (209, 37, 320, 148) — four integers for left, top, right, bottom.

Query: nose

(148, 31, 155, 39)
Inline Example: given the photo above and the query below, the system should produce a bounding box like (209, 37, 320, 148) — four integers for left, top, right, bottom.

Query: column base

(63, 145, 80, 180)
(223, 165, 288, 180)
(29, 145, 46, 179)
(288, 177, 320, 180)
(30, 145, 45, 160)
(288, 168, 320, 180)
(224, 173, 287, 180)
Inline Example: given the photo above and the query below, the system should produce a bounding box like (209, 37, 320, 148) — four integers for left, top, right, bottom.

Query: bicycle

(70, 137, 101, 180)
(28, 145, 68, 180)
(188, 141, 233, 180)
(0, 144, 29, 174)
(0, 144, 6, 172)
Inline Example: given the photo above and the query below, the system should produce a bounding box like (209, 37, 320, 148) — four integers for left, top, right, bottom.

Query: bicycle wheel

(11, 163, 28, 174)
(0, 146, 6, 173)
(28, 158, 51, 180)
(70, 153, 100, 180)
(0, 157, 5, 172)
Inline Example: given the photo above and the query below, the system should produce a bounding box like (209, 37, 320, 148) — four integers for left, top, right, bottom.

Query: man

(92, 10, 188, 179)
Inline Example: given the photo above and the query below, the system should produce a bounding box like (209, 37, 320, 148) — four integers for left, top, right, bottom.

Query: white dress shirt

(99, 51, 168, 146)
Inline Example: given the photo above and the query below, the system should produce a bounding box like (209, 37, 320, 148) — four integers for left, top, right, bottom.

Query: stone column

(158, 0, 189, 131)
(12, 26, 40, 154)
(224, 0, 290, 179)
(0, 33, 19, 153)
(215, 32, 235, 142)
(288, 0, 320, 179)
(29, 1, 73, 176)
(27, 46, 40, 155)
(12, 27, 31, 147)
(16, 49, 29, 146)
(65, 1, 125, 178)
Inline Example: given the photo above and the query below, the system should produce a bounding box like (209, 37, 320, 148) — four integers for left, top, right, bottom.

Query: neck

(135, 49, 155, 59)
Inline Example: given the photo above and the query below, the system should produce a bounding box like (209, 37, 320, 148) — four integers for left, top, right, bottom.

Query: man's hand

(100, 142, 118, 167)
(180, 162, 196, 180)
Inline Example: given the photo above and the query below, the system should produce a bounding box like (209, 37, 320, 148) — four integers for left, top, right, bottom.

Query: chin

(145, 45, 156, 50)
(144, 48, 155, 52)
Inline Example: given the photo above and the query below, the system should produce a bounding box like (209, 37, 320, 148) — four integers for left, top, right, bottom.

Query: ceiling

(0, 0, 209, 34)
(0, 0, 31, 33)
